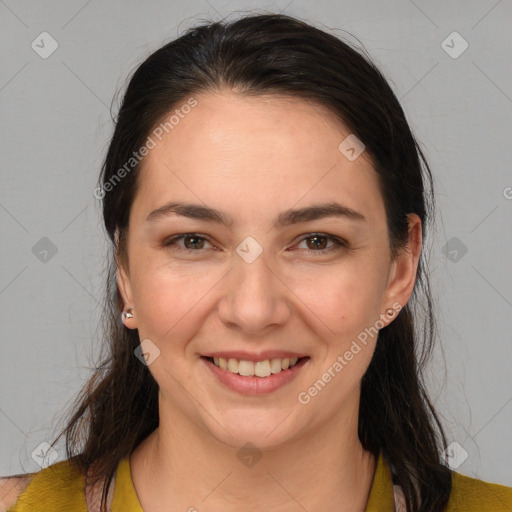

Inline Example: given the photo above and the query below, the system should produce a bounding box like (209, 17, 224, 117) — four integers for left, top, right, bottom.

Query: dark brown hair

(48, 12, 452, 511)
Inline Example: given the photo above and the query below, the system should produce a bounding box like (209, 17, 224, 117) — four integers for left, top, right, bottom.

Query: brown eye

(295, 233, 346, 255)
(305, 235, 328, 250)
(183, 235, 205, 249)
(163, 233, 212, 251)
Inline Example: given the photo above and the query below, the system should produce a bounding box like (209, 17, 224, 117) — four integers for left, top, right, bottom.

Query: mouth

(201, 355, 309, 378)
(201, 355, 310, 395)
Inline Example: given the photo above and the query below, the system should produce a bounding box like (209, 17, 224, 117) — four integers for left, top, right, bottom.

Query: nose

(217, 248, 291, 335)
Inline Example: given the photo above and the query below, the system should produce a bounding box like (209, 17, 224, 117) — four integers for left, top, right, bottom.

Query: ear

(115, 227, 138, 329)
(380, 213, 422, 323)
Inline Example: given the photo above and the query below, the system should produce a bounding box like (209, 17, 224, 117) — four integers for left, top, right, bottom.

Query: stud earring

(121, 308, 134, 323)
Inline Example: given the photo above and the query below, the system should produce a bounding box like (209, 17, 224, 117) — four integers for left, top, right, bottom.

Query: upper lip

(202, 351, 309, 362)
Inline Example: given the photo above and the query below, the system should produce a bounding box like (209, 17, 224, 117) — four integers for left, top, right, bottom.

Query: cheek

(131, 261, 223, 343)
(289, 260, 384, 337)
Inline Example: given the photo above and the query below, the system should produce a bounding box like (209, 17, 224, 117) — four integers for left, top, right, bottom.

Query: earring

(385, 308, 395, 316)
(121, 308, 134, 323)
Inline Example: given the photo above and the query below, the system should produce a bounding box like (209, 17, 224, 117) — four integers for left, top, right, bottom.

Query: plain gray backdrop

(1, 0, 511, 487)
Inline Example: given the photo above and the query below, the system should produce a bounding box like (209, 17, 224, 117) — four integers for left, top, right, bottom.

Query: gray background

(1, 0, 511, 486)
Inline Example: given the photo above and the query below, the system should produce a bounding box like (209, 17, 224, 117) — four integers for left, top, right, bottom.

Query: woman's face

(117, 91, 420, 449)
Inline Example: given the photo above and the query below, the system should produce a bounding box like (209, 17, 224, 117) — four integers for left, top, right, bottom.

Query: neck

(130, 395, 377, 511)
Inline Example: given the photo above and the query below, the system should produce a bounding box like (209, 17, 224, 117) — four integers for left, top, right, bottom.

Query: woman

(2, 12, 511, 512)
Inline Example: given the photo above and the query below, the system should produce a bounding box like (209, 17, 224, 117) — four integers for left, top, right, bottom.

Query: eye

(162, 232, 346, 256)
(293, 233, 346, 255)
(162, 233, 214, 252)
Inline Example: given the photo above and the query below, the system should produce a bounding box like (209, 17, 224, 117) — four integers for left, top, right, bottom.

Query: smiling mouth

(202, 356, 309, 378)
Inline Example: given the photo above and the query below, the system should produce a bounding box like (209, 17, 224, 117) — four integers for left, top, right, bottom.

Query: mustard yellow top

(3, 450, 512, 511)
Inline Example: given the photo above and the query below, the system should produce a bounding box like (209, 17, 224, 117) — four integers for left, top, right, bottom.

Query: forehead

(148, 91, 357, 166)
(132, 91, 384, 228)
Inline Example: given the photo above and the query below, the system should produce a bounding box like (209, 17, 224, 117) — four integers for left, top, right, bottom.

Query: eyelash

(162, 232, 346, 255)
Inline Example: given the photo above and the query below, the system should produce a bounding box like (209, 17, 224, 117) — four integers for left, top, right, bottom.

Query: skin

(117, 90, 422, 511)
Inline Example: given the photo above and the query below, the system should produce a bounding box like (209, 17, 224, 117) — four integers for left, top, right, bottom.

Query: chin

(203, 411, 301, 451)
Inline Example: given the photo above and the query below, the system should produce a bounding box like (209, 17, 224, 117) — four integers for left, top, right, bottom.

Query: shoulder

(0, 459, 87, 512)
(0, 473, 35, 511)
(446, 470, 512, 511)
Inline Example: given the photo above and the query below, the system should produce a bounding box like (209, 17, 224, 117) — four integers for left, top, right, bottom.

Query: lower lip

(202, 357, 309, 396)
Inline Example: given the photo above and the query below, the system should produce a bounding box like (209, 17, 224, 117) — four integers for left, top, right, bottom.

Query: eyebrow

(145, 201, 366, 227)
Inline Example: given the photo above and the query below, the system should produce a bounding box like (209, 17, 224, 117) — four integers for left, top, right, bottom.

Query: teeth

(209, 356, 302, 377)
(254, 360, 271, 377)
(227, 358, 238, 372)
(238, 360, 254, 376)
(270, 358, 282, 373)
